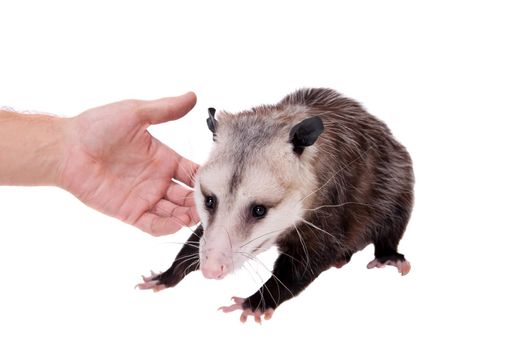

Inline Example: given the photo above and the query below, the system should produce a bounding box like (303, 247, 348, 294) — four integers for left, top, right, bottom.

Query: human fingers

(134, 210, 194, 236)
(173, 155, 200, 187)
(166, 182, 195, 207)
(137, 91, 197, 125)
(152, 199, 199, 225)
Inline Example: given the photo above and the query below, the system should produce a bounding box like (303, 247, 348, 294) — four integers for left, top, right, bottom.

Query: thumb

(138, 91, 197, 125)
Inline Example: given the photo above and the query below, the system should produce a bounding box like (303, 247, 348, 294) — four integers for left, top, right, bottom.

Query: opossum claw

(367, 258, 411, 276)
(136, 271, 166, 291)
(219, 297, 274, 323)
(218, 297, 244, 313)
(141, 271, 160, 282)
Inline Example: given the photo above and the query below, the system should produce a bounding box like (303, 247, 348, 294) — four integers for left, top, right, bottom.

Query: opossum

(138, 88, 414, 323)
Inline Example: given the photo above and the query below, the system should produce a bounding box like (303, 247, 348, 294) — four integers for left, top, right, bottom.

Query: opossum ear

(207, 107, 218, 140)
(289, 116, 324, 155)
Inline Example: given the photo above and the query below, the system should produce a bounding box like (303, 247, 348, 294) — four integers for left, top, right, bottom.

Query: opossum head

(194, 107, 324, 279)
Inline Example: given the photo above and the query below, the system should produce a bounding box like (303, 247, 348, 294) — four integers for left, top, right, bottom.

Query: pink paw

(367, 259, 411, 276)
(218, 297, 274, 323)
(135, 271, 166, 292)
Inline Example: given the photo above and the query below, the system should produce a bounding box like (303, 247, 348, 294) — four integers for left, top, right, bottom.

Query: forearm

(0, 110, 70, 186)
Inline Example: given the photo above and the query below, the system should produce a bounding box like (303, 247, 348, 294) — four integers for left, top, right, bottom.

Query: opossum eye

(251, 205, 267, 218)
(205, 195, 217, 210)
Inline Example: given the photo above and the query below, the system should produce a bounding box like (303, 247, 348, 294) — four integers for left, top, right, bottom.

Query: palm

(59, 94, 199, 235)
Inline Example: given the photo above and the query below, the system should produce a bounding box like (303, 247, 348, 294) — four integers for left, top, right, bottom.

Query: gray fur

(202, 87, 414, 266)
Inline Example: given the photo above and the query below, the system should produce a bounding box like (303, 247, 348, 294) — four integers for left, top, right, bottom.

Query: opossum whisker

(183, 259, 200, 277)
(299, 163, 346, 204)
(240, 253, 279, 309)
(175, 158, 199, 188)
(182, 260, 199, 278)
(248, 238, 305, 266)
(273, 250, 303, 265)
(153, 213, 201, 240)
(300, 218, 346, 251)
(300, 218, 339, 242)
(190, 228, 206, 243)
(239, 251, 294, 299)
(225, 227, 235, 272)
(293, 223, 313, 278)
(160, 214, 204, 243)
(174, 251, 199, 259)
(242, 264, 272, 307)
(162, 191, 194, 204)
(254, 265, 279, 310)
(174, 253, 200, 266)
(159, 241, 200, 248)
(241, 265, 261, 291)
(249, 245, 304, 275)
(174, 253, 199, 266)
(178, 259, 199, 276)
(239, 227, 289, 248)
(243, 252, 285, 307)
(299, 146, 371, 204)
(242, 263, 273, 309)
(241, 259, 267, 310)
(304, 201, 376, 211)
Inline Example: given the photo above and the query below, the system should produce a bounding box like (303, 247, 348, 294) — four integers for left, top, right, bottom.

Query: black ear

(289, 116, 324, 155)
(207, 108, 218, 139)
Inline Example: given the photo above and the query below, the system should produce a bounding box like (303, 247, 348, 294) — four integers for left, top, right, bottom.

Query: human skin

(0, 92, 200, 236)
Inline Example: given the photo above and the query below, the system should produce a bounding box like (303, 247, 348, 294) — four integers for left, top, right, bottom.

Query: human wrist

(0, 110, 72, 186)
(45, 114, 74, 187)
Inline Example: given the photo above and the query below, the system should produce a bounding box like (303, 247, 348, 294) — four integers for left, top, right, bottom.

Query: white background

(1, 1, 524, 349)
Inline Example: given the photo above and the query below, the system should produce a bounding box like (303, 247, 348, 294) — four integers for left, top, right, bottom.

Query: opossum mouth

(251, 238, 271, 254)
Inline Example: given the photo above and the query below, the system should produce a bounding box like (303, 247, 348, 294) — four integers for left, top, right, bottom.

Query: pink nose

(201, 262, 226, 280)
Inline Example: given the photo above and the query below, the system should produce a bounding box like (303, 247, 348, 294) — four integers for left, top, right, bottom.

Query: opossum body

(139, 88, 414, 322)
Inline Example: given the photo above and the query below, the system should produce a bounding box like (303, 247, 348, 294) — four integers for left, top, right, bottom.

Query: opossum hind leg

(367, 226, 411, 276)
(367, 203, 412, 276)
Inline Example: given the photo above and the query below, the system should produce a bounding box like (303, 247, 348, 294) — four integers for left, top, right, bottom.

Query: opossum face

(194, 109, 323, 279)
(195, 157, 303, 279)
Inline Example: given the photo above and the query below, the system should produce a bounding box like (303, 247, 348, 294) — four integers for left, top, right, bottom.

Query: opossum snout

(201, 250, 230, 280)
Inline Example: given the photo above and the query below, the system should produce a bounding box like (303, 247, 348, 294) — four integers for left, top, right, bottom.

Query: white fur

(194, 138, 317, 279)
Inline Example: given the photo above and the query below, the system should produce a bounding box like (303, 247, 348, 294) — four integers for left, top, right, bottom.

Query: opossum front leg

(220, 251, 327, 323)
(137, 225, 203, 291)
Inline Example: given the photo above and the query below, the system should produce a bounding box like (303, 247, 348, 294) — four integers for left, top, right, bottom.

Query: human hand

(57, 92, 200, 236)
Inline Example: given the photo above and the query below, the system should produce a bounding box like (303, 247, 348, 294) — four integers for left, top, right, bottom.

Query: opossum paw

(218, 297, 274, 324)
(135, 271, 167, 292)
(367, 258, 411, 276)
